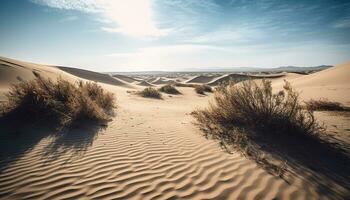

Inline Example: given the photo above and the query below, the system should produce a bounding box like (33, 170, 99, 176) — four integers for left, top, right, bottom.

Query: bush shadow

(0, 118, 106, 175)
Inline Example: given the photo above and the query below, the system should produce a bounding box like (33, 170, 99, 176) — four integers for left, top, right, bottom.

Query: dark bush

(137, 87, 162, 99)
(192, 80, 324, 160)
(0, 74, 116, 127)
(159, 84, 181, 95)
(194, 84, 213, 94)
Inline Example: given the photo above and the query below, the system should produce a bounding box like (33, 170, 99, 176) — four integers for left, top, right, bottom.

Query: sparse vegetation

(192, 80, 325, 174)
(305, 98, 350, 111)
(138, 87, 162, 99)
(194, 84, 213, 94)
(0, 73, 116, 127)
(174, 83, 199, 88)
(159, 84, 181, 95)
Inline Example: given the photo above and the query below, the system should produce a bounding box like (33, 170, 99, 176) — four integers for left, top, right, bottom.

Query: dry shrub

(192, 80, 324, 172)
(159, 84, 181, 95)
(174, 83, 199, 88)
(194, 84, 213, 94)
(305, 98, 349, 111)
(0, 74, 116, 127)
(138, 87, 162, 99)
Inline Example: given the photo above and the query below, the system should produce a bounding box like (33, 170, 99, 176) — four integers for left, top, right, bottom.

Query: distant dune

(57, 66, 134, 88)
(207, 73, 286, 86)
(186, 75, 217, 84)
(136, 80, 155, 86)
(273, 62, 350, 105)
(151, 77, 178, 85)
(112, 74, 139, 83)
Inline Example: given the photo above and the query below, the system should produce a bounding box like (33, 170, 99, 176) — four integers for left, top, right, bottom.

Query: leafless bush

(137, 87, 162, 99)
(159, 84, 181, 95)
(0, 74, 116, 127)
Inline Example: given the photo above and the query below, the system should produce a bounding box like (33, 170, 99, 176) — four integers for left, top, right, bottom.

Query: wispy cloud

(32, 0, 168, 37)
(333, 17, 350, 29)
(59, 15, 78, 22)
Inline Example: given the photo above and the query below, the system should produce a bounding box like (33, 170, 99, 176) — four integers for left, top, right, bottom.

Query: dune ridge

(57, 66, 134, 88)
(136, 80, 155, 87)
(112, 74, 139, 83)
(273, 62, 350, 105)
(186, 75, 217, 84)
(207, 73, 286, 86)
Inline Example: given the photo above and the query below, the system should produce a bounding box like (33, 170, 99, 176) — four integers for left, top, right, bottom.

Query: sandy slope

(186, 75, 217, 84)
(136, 80, 155, 87)
(57, 66, 134, 88)
(112, 74, 139, 83)
(272, 62, 350, 105)
(0, 57, 134, 100)
(0, 57, 349, 199)
(151, 77, 178, 85)
(208, 73, 286, 86)
(0, 86, 319, 200)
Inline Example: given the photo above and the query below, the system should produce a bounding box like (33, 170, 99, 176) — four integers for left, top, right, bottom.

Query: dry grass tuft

(0, 73, 116, 127)
(194, 84, 213, 95)
(305, 98, 350, 112)
(138, 87, 162, 99)
(174, 83, 199, 88)
(192, 80, 326, 175)
(159, 84, 181, 95)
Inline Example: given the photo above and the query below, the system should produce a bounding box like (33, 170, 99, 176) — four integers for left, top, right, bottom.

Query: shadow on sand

(214, 130, 350, 199)
(0, 118, 106, 175)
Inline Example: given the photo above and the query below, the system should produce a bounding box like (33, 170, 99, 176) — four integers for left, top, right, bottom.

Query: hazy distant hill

(179, 65, 333, 73)
(107, 65, 332, 74)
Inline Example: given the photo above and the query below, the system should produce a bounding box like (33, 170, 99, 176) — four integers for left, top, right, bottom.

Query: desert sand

(0, 57, 349, 199)
(272, 62, 350, 106)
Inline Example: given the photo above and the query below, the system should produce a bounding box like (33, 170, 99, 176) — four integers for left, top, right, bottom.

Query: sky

(0, 0, 350, 72)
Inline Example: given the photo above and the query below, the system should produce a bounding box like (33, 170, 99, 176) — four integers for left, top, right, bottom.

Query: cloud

(333, 17, 350, 29)
(31, 0, 168, 37)
(59, 15, 78, 22)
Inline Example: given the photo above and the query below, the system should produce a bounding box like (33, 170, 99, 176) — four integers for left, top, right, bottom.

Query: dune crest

(273, 62, 350, 105)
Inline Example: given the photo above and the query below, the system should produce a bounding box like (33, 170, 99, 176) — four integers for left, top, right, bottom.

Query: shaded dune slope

(136, 80, 155, 86)
(273, 62, 350, 105)
(208, 73, 286, 86)
(186, 75, 217, 84)
(57, 66, 134, 88)
(112, 74, 138, 83)
(151, 77, 178, 85)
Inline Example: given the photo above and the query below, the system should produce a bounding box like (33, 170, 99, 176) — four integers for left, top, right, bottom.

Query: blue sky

(0, 0, 349, 71)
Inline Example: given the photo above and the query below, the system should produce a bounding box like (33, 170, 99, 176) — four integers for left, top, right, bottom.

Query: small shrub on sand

(159, 84, 181, 95)
(174, 83, 199, 88)
(194, 84, 213, 94)
(138, 87, 162, 99)
(192, 80, 324, 173)
(0, 74, 116, 127)
(305, 98, 349, 111)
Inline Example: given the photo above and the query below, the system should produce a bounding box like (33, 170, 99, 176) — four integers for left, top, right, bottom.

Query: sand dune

(208, 73, 286, 86)
(273, 62, 350, 105)
(0, 56, 74, 83)
(151, 77, 178, 85)
(136, 80, 155, 87)
(57, 66, 134, 88)
(112, 74, 139, 83)
(0, 57, 79, 100)
(186, 75, 217, 84)
(0, 57, 349, 199)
